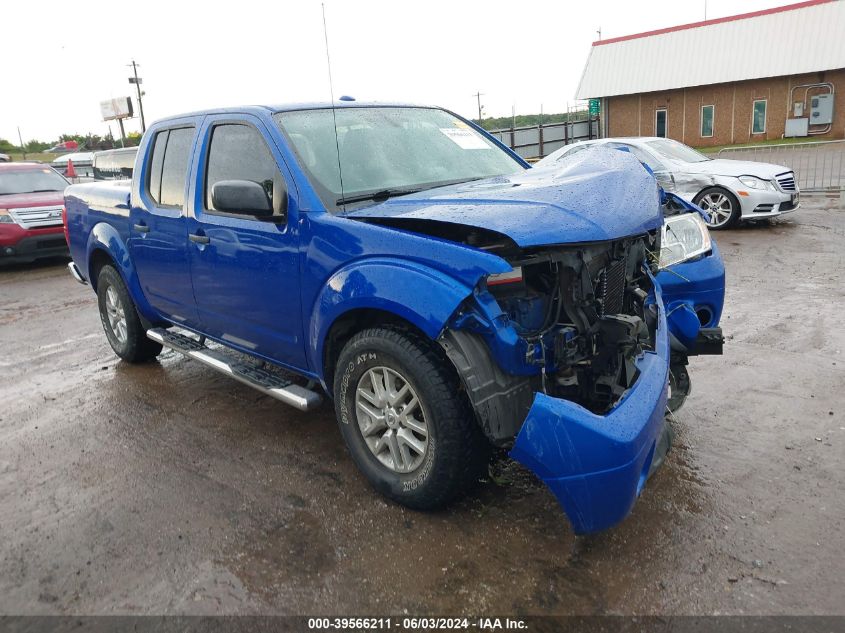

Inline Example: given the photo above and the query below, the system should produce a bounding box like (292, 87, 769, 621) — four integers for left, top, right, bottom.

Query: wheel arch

(322, 308, 436, 393)
(310, 258, 476, 391)
(85, 221, 160, 323)
(693, 183, 738, 204)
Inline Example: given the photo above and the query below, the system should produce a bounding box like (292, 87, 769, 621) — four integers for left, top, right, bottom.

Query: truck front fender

(310, 257, 475, 384)
(86, 222, 160, 324)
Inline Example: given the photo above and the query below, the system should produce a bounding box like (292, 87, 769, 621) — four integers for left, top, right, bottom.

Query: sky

(1, 0, 791, 143)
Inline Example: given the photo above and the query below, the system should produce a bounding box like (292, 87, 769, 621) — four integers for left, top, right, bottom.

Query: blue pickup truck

(64, 102, 724, 534)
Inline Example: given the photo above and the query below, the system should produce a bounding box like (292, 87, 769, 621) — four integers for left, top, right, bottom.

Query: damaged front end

(439, 231, 673, 534)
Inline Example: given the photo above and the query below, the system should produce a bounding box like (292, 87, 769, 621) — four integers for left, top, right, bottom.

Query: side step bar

(146, 328, 322, 411)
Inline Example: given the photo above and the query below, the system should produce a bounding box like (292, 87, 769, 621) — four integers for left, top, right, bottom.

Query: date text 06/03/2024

(307, 616, 528, 630)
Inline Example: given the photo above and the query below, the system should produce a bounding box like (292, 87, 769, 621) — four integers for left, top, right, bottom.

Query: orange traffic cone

(66, 159, 77, 179)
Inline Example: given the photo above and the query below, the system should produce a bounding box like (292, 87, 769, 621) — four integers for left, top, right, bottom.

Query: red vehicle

(0, 163, 69, 264)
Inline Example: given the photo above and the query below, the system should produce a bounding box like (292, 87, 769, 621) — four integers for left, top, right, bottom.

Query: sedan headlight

(738, 175, 775, 191)
(659, 213, 712, 268)
(0, 213, 14, 224)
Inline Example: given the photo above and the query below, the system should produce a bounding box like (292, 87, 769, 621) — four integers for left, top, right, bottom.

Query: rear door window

(146, 126, 194, 208)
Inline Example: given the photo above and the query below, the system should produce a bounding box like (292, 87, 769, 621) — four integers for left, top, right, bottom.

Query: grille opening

(776, 171, 796, 192)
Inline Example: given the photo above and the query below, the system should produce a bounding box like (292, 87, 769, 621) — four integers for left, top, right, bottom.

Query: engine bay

(487, 233, 660, 414)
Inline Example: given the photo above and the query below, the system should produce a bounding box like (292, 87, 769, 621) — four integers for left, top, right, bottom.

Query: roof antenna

(322, 2, 346, 211)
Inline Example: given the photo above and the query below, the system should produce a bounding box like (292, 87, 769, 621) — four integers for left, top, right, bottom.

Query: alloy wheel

(698, 191, 734, 228)
(354, 366, 429, 473)
(104, 285, 128, 344)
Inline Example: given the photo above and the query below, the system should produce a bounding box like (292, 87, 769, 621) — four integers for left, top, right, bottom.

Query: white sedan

(536, 137, 799, 230)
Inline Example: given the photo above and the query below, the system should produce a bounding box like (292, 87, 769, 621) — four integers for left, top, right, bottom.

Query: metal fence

(717, 140, 845, 193)
(488, 117, 600, 160)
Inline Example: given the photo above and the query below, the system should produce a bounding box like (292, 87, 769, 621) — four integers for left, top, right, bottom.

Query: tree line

(0, 132, 142, 154)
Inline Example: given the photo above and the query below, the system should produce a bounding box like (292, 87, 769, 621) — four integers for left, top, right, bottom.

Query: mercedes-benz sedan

(537, 137, 799, 229)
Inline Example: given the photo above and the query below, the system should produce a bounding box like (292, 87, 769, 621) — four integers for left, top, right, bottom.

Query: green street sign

(588, 98, 600, 115)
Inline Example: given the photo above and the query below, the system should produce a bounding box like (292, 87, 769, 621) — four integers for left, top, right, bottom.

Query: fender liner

(438, 329, 535, 444)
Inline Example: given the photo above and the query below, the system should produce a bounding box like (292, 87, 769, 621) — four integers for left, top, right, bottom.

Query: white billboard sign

(100, 97, 134, 121)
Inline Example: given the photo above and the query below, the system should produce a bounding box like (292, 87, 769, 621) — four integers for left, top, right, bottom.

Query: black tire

(96, 265, 162, 363)
(694, 187, 741, 230)
(333, 327, 489, 510)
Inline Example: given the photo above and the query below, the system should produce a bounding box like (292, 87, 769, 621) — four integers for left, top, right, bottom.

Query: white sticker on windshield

(439, 128, 489, 150)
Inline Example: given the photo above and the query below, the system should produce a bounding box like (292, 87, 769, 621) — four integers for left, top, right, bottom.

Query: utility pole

(128, 60, 146, 133)
(117, 119, 126, 148)
(704, 0, 708, 20)
(473, 91, 484, 124)
(596, 27, 601, 41)
(17, 127, 26, 160)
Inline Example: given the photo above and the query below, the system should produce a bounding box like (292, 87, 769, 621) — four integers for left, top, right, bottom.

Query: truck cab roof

(152, 101, 434, 126)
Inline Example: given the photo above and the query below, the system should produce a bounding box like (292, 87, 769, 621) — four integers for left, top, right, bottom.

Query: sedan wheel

(695, 188, 740, 229)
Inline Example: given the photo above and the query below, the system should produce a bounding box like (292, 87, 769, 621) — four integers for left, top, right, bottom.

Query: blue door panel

(128, 120, 201, 325)
(186, 113, 307, 369)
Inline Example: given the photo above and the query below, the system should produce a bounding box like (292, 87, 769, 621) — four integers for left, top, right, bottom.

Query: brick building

(576, 0, 845, 147)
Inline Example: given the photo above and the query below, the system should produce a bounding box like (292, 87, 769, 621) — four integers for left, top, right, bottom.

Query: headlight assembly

(659, 213, 712, 268)
(738, 175, 775, 191)
(0, 213, 14, 224)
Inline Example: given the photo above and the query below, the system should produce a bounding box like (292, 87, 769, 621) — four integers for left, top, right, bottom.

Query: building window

(700, 105, 714, 138)
(655, 108, 667, 138)
(752, 99, 767, 134)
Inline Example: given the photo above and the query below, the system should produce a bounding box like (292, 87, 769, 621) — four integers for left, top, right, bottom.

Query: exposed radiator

(599, 257, 627, 316)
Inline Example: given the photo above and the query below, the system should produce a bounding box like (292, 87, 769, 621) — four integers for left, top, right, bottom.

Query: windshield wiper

(24, 189, 61, 193)
(337, 187, 422, 206)
(336, 176, 494, 207)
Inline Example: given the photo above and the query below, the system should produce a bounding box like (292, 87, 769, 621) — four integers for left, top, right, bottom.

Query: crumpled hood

(347, 148, 663, 248)
(675, 158, 792, 179)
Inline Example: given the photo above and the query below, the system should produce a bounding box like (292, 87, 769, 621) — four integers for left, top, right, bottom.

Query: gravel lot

(0, 197, 843, 615)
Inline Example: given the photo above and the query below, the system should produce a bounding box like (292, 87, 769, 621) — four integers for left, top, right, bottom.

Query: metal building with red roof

(576, 0, 845, 145)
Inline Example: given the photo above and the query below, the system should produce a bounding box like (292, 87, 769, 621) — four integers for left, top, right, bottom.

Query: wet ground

(1, 198, 843, 616)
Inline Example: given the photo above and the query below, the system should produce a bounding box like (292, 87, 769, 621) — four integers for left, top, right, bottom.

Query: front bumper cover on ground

(509, 290, 670, 535)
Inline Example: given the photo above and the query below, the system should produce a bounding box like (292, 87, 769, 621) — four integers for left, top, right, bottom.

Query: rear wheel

(694, 187, 741, 230)
(96, 265, 162, 363)
(333, 327, 489, 510)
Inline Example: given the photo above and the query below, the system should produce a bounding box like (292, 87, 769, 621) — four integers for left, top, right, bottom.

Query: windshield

(0, 168, 69, 195)
(273, 107, 524, 211)
(646, 139, 710, 163)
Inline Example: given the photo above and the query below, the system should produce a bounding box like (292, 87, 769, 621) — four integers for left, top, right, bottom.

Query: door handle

(133, 223, 150, 233)
(189, 233, 210, 245)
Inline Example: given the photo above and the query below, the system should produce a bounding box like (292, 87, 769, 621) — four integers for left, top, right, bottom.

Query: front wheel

(333, 327, 489, 510)
(96, 265, 162, 363)
(694, 187, 741, 230)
